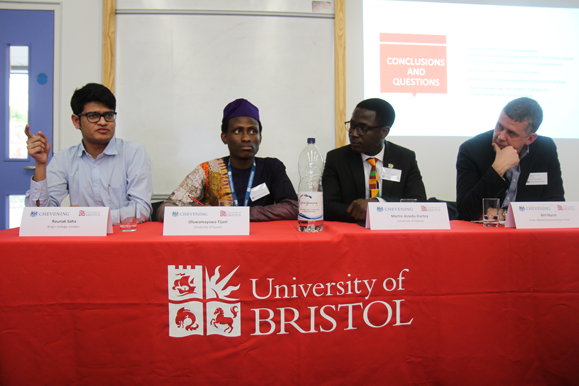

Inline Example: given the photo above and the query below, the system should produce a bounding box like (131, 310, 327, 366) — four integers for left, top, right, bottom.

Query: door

(0, 9, 54, 230)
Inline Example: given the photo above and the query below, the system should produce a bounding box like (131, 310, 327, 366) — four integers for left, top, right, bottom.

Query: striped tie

(367, 157, 379, 198)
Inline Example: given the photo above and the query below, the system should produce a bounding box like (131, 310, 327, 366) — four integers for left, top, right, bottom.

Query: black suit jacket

(322, 141, 427, 222)
(456, 130, 565, 221)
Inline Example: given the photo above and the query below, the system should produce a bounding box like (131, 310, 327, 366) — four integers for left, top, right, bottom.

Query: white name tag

(526, 172, 548, 185)
(505, 201, 579, 229)
(365, 202, 450, 230)
(250, 183, 270, 202)
(381, 167, 402, 182)
(163, 206, 249, 235)
(19, 207, 113, 236)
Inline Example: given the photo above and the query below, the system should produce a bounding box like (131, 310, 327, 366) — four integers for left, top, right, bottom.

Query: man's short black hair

(503, 97, 543, 134)
(356, 98, 395, 129)
(70, 83, 116, 115)
(221, 118, 263, 135)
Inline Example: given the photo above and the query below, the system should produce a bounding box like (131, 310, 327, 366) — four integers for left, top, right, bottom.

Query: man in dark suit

(456, 97, 564, 221)
(322, 98, 427, 223)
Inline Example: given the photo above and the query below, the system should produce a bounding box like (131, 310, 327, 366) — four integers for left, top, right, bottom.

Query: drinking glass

(119, 201, 137, 232)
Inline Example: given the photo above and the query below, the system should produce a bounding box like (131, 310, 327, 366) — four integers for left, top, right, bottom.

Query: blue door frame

(0, 9, 54, 230)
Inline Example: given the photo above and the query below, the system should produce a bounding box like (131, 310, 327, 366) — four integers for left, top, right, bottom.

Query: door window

(9, 195, 25, 228)
(9, 45, 29, 160)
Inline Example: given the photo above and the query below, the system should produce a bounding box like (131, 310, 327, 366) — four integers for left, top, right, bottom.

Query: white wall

(114, 1, 335, 195)
(56, 0, 104, 151)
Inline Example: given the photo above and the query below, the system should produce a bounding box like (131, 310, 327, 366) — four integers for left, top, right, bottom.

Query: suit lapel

(380, 140, 396, 200)
(518, 148, 533, 192)
(346, 147, 366, 199)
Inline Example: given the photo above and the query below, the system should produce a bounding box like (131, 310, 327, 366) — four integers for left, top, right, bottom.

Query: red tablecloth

(1, 221, 578, 385)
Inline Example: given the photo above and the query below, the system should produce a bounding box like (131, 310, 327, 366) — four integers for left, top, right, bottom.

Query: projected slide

(363, 0, 579, 138)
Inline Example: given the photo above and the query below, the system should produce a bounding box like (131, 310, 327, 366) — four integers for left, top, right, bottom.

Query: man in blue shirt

(25, 83, 153, 223)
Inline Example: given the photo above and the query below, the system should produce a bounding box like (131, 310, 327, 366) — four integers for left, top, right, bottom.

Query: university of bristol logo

(168, 265, 241, 337)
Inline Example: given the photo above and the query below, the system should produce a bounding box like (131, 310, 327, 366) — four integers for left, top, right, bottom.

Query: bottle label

(298, 192, 323, 221)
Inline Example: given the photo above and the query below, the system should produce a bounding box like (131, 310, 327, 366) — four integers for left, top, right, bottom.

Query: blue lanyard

(227, 160, 256, 206)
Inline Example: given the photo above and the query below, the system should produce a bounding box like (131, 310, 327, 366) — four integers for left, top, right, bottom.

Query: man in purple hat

(156, 99, 298, 221)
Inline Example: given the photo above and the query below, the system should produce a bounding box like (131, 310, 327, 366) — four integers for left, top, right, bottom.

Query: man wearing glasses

(24, 83, 153, 223)
(322, 98, 426, 222)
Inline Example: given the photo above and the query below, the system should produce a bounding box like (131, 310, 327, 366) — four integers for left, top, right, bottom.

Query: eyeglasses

(344, 121, 383, 136)
(78, 111, 117, 123)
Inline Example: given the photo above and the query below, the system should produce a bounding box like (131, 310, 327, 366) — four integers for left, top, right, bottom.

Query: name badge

(505, 201, 579, 229)
(526, 172, 548, 185)
(365, 202, 450, 230)
(381, 167, 402, 183)
(250, 183, 270, 202)
(20, 207, 113, 236)
(163, 206, 249, 235)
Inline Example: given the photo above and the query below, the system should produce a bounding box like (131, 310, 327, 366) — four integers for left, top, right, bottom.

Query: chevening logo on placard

(30, 211, 38, 217)
(168, 265, 241, 338)
(519, 206, 550, 212)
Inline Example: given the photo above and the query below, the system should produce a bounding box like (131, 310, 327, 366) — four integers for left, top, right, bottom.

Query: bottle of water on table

(298, 138, 324, 233)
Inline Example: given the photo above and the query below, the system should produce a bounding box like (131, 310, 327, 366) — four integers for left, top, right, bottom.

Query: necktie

(367, 157, 379, 198)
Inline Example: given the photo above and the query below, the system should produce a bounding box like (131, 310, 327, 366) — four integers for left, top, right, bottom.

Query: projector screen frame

(345, 0, 579, 202)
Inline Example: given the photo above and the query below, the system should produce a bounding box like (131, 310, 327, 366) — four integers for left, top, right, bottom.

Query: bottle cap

(307, 138, 315, 144)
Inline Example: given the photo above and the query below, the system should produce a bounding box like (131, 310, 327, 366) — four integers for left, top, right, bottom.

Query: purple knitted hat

(222, 99, 260, 122)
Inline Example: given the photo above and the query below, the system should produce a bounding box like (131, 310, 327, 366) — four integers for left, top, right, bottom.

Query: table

(1, 221, 578, 385)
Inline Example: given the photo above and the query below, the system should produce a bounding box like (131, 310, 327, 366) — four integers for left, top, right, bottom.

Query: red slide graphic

(380, 33, 447, 96)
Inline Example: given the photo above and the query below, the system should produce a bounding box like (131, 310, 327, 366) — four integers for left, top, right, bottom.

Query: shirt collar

(76, 137, 118, 157)
(519, 144, 529, 160)
(361, 144, 385, 164)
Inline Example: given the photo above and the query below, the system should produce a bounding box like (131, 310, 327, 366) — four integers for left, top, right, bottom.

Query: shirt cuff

(29, 177, 49, 202)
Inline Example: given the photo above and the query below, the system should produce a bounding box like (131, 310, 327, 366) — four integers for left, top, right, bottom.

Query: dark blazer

(456, 130, 565, 221)
(322, 141, 427, 222)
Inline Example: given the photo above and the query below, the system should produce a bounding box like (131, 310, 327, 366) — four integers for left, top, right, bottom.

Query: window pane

(9, 46, 29, 160)
(9, 195, 25, 228)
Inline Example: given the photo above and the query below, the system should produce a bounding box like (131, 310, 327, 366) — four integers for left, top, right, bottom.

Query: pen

(189, 196, 204, 206)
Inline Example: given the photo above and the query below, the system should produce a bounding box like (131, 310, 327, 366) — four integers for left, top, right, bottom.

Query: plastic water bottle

(298, 138, 324, 232)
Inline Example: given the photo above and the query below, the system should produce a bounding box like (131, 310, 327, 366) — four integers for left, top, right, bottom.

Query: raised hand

(25, 124, 51, 165)
(491, 143, 519, 177)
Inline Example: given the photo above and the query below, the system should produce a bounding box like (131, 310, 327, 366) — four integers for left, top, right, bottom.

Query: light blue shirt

(25, 137, 153, 224)
(503, 145, 530, 209)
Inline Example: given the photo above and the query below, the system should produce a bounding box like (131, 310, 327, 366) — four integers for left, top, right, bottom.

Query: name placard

(365, 202, 450, 230)
(505, 202, 579, 229)
(163, 206, 250, 236)
(19, 207, 113, 236)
